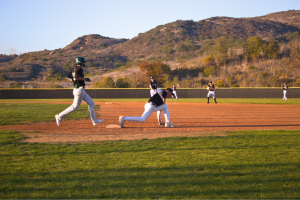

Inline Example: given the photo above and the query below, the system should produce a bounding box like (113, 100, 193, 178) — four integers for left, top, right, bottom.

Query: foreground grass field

(0, 103, 89, 125)
(0, 129, 299, 199)
(0, 99, 299, 198)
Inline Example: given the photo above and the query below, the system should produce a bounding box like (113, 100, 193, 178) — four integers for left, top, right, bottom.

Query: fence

(0, 88, 299, 99)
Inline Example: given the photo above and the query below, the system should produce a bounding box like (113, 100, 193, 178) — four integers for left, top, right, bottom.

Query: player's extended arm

(158, 91, 166, 103)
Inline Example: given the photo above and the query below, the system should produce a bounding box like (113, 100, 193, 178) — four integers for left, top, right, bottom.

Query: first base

(106, 124, 122, 128)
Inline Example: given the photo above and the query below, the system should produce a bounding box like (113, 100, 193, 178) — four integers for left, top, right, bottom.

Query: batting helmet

(75, 57, 86, 66)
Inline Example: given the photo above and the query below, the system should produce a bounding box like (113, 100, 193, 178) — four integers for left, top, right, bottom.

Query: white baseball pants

(207, 91, 216, 99)
(124, 102, 170, 123)
(283, 90, 287, 100)
(57, 87, 98, 123)
(172, 91, 178, 99)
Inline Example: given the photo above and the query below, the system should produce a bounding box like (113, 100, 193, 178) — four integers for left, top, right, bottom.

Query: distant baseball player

(282, 82, 288, 101)
(150, 76, 158, 96)
(207, 81, 217, 104)
(119, 88, 177, 128)
(172, 84, 178, 100)
(55, 57, 104, 126)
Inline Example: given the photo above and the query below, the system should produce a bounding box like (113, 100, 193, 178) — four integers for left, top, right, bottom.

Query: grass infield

(0, 130, 299, 198)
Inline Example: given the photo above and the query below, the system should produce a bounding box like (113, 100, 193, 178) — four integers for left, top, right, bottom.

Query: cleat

(93, 119, 104, 126)
(215, 102, 217, 104)
(207, 102, 209, 104)
(165, 122, 177, 128)
(55, 115, 61, 126)
(158, 123, 165, 127)
(119, 116, 125, 127)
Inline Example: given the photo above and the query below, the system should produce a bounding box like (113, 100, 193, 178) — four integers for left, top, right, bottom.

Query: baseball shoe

(215, 102, 217, 104)
(165, 122, 177, 128)
(207, 102, 209, 104)
(55, 115, 61, 126)
(158, 122, 165, 126)
(93, 119, 104, 126)
(119, 116, 125, 127)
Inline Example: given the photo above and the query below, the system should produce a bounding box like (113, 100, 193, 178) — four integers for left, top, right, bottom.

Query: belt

(148, 101, 156, 106)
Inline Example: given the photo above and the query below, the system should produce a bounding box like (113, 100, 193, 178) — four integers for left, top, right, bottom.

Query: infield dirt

(1, 101, 300, 143)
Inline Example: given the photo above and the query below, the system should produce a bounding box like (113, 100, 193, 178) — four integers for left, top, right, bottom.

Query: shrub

(93, 76, 115, 88)
(203, 66, 216, 77)
(99, 43, 108, 49)
(178, 30, 186, 35)
(0, 74, 7, 82)
(10, 82, 23, 88)
(116, 76, 131, 88)
(176, 44, 188, 53)
(215, 79, 226, 87)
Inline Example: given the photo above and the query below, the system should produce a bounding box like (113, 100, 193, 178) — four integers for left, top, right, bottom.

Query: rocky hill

(0, 10, 300, 87)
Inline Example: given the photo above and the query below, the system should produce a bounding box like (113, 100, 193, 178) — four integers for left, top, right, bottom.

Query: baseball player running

(207, 81, 217, 104)
(172, 84, 178, 100)
(55, 57, 104, 126)
(119, 88, 177, 128)
(282, 82, 288, 101)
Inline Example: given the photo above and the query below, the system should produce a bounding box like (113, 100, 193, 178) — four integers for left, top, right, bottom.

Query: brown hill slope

(0, 10, 299, 86)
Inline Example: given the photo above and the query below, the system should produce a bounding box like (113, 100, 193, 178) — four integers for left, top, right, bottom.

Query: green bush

(176, 44, 188, 52)
(9, 82, 23, 88)
(0, 74, 7, 82)
(204, 66, 216, 77)
(99, 43, 108, 49)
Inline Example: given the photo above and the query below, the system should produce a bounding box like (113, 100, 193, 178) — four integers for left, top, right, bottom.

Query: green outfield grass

(0, 129, 299, 199)
(0, 103, 90, 125)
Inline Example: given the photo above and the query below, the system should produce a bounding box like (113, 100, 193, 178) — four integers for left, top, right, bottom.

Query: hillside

(0, 10, 300, 88)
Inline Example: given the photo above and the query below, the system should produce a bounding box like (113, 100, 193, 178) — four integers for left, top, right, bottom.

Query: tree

(203, 66, 216, 77)
(243, 36, 265, 59)
(202, 54, 215, 65)
(93, 76, 115, 88)
(215, 79, 226, 87)
(116, 76, 131, 88)
(176, 43, 189, 53)
(289, 39, 300, 62)
(213, 36, 228, 65)
(139, 61, 171, 84)
(0, 74, 6, 82)
(263, 41, 279, 58)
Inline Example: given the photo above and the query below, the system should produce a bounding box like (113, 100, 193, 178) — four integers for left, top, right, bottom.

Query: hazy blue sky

(0, 0, 299, 54)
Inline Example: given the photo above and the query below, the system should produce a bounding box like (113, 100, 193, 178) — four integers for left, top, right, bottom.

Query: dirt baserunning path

(1, 101, 300, 143)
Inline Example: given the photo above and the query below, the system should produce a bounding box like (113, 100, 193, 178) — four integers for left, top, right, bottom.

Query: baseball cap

(209, 81, 212, 83)
(151, 77, 153, 79)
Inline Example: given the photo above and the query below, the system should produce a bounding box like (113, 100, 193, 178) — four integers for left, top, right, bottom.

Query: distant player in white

(150, 77, 158, 97)
(207, 81, 217, 104)
(282, 82, 288, 101)
(172, 84, 178, 100)
(119, 88, 177, 128)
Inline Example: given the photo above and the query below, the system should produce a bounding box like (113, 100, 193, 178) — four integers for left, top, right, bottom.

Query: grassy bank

(0, 129, 299, 198)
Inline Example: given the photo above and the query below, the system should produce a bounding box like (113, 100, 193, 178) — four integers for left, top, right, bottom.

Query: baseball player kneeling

(119, 88, 177, 128)
(207, 81, 217, 104)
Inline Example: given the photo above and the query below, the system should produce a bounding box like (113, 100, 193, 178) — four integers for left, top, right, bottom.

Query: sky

(0, 0, 299, 55)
